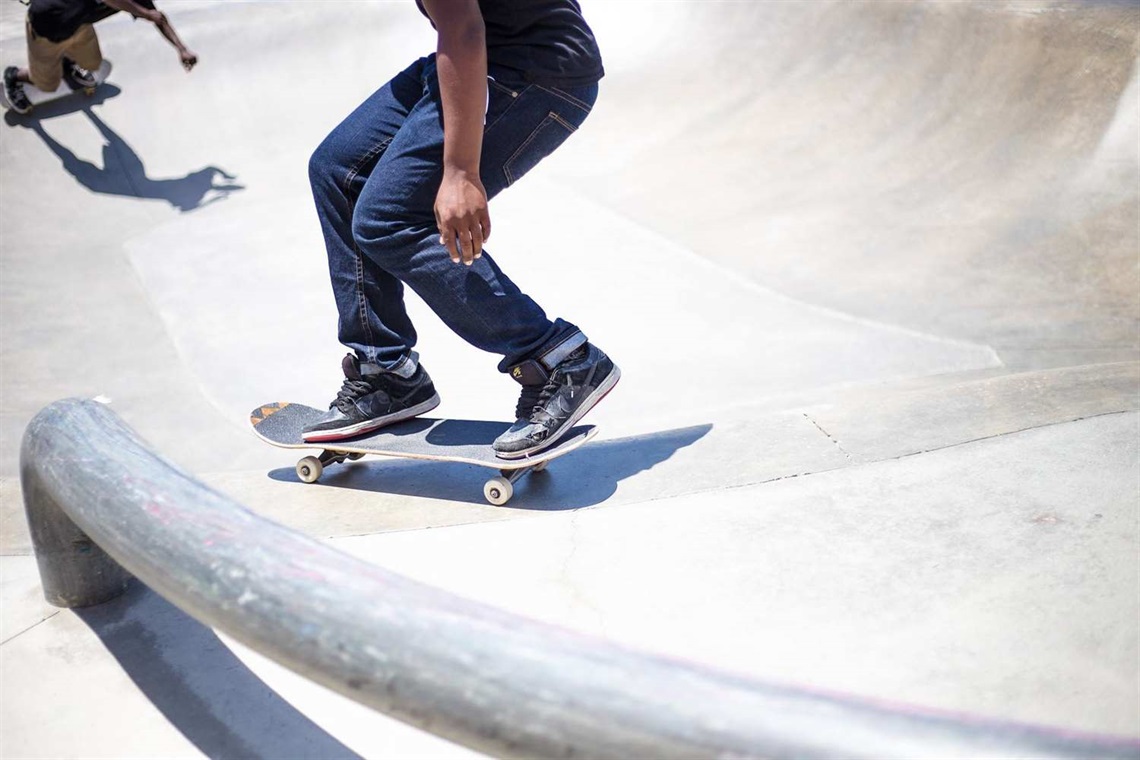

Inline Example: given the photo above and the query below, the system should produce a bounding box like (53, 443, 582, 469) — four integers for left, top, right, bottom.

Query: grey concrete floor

(1, 1, 1137, 757)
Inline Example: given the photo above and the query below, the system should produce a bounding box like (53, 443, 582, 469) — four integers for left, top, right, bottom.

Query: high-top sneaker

(62, 57, 97, 89)
(302, 354, 440, 442)
(493, 343, 620, 458)
(3, 67, 31, 114)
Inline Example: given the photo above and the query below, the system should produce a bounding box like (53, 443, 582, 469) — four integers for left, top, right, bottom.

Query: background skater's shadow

(27, 107, 243, 212)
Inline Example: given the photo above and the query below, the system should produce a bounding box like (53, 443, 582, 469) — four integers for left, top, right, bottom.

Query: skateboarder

(304, 0, 619, 458)
(3, 0, 197, 115)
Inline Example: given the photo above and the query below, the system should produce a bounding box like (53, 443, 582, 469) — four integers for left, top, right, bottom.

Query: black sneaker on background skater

(3, 66, 31, 114)
(493, 343, 620, 459)
(61, 57, 96, 89)
(302, 354, 440, 442)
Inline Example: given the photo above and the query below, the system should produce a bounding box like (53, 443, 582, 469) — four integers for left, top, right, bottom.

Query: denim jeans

(309, 55, 598, 377)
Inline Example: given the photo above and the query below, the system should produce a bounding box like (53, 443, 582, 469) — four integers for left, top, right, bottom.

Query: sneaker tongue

(341, 353, 363, 381)
(508, 359, 549, 386)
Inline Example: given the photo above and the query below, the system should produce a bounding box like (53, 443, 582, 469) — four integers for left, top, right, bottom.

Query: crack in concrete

(803, 412, 854, 461)
(623, 410, 1137, 509)
(888, 410, 1135, 463)
(1, 609, 62, 647)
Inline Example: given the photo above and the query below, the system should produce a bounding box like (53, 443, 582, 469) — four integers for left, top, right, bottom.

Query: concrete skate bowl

(565, 0, 1139, 369)
(3, 0, 1139, 758)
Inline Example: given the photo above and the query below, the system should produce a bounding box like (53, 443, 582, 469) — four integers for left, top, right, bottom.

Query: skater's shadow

(76, 583, 364, 759)
(23, 106, 243, 212)
(269, 424, 714, 510)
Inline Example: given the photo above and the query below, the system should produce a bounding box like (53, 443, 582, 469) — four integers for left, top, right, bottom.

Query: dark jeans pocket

(503, 111, 577, 186)
(485, 78, 520, 129)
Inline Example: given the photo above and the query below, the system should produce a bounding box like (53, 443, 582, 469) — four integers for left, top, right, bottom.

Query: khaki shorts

(26, 16, 103, 93)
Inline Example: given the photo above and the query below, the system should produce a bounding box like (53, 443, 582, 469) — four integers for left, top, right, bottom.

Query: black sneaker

(493, 343, 620, 459)
(3, 67, 31, 114)
(61, 57, 96, 89)
(302, 354, 440, 442)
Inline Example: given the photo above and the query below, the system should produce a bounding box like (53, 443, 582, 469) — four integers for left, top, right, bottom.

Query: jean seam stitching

(354, 243, 375, 353)
(488, 79, 520, 98)
(339, 135, 393, 355)
(345, 138, 392, 354)
(342, 136, 393, 200)
(503, 113, 569, 186)
(533, 84, 593, 114)
(547, 111, 577, 133)
(484, 83, 528, 134)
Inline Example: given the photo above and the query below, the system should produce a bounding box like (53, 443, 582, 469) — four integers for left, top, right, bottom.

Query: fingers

(440, 227, 461, 264)
(439, 220, 485, 266)
(434, 176, 490, 266)
(468, 220, 485, 262)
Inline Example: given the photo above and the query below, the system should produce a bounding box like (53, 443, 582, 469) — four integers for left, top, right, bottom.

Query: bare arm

(101, 0, 198, 71)
(421, 0, 490, 265)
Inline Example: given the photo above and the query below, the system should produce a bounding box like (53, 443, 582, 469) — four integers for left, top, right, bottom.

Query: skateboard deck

(250, 402, 597, 505)
(1, 60, 112, 112)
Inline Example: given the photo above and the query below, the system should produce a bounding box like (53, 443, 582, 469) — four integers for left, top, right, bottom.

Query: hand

(180, 48, 198, 71)
(434, 170, 491, 266)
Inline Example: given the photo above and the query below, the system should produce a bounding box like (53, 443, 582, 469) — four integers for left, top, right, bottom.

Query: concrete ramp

(563, 1, 1140, 368)
(1, 1, 1136, 757)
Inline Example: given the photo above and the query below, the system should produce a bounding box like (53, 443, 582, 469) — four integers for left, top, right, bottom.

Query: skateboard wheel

(532, 460, 549, 473)
(483, 476, 513, 506)
(296, 455, 323, 483)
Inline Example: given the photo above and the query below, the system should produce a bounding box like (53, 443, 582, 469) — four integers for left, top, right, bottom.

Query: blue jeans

(309, 55, 598, 377)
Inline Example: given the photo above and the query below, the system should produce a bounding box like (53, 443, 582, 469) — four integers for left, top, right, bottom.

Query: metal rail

(20, 399, 1138, 759)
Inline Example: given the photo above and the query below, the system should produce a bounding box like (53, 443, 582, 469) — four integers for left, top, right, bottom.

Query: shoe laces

(331, 376, 375, 413)
(516, 374, 567, 421)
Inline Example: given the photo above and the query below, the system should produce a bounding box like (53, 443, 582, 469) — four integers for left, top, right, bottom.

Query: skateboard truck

(296, 449, 550, 506)
(484, 460, 549, 506)
(294, 450, 365, 484)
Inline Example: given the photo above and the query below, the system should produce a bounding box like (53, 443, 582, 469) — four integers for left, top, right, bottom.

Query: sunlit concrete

(1, 1, 1137, 757)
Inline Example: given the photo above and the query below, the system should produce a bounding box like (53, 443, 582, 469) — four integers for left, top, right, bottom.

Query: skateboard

(1, 60, 112, 112)
(250, 402, 598, 506)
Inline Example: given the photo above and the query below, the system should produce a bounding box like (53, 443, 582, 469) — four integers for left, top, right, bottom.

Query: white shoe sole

(494, 366, 621, 460)
(302, 394, 440, 443)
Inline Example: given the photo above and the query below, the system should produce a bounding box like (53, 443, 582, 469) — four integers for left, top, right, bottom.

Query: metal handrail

(20, 399, 1138, 759)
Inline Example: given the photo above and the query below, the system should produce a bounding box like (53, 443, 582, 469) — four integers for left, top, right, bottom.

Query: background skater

(4, 0, 197, 114)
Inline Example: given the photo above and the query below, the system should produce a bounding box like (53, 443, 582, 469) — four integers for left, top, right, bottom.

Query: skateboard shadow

(424, 418, 509, 445)
(22, 106, 243, 212)
(3, 82, 122, 123)
(75, 583, 364, 759)
(268, 423, 713, 510)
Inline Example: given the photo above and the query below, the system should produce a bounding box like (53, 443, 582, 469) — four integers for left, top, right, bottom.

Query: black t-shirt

(29, 0, 154, 43)
(415, 0, 604, 87)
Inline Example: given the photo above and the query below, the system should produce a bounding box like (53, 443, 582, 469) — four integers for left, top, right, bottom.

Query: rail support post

(21, 405, 132, 607)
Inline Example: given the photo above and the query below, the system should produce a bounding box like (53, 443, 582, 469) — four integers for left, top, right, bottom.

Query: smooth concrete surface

(562, 1, 1140, 369)
(3, 414, 1136, 757)
(3, 360, 1135, 555)
(1, 0, 1138, 757)
(328, 413, 1140, 738)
